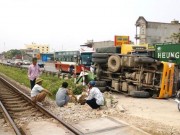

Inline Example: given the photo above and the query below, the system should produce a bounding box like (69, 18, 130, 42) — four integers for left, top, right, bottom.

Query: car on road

(37, 60, 45, 68)
(14, 59, 23, 66)
(10, 60, 15, 65)
(23, 60, 31, 65)
(7, 59, 11, 63)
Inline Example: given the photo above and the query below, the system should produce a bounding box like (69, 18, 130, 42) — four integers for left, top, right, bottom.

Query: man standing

(86, 81, 104, 109)
(28, 57, 41, 89)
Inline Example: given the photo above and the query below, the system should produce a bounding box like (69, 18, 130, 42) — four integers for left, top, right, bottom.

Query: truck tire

(96, 47, 121, 53)
(92, 53, 109, 58)
(134, 57, 155, 63)
(95, 81, 107, 87)
(95, 65, 102, 80)
(176, 91, 180, 100)
(178, 80, 180, 90)
(92, 58, 108, 64)
(108, 55, 121, 72)
(129, 91, 150, 98)
(97, 87, 106, 92)
(178, 102, 180, 112)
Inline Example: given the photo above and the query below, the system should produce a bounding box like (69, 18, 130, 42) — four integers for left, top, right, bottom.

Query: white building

(135, 16, 180, 45)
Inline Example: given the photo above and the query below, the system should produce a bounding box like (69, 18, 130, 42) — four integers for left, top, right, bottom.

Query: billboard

(155, 44, 180, 65)
(114, 35, 130, 46)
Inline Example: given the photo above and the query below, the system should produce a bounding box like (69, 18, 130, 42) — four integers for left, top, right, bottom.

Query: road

(1, 59, 58, 73)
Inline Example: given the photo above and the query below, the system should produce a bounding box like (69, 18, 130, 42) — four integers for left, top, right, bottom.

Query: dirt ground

(113, 94, 180, 135)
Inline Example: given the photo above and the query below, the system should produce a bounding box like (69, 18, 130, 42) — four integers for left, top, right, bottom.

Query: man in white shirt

(31, 78, 51, 103)
(86, 81, 104, 109)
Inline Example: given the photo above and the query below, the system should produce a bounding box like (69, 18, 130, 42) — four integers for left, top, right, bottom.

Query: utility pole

(3, 42, 5, 60)
(52, 48, 56, 61)
(4, 42, 5, 51)
(21, 50, 24, 60)
(53, 49, 56, 61)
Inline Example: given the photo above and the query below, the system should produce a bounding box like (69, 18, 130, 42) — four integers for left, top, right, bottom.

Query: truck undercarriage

(93, 53, 177, 98)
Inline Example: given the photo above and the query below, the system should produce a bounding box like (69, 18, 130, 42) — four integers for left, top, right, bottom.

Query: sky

(0, 0, 179, 53)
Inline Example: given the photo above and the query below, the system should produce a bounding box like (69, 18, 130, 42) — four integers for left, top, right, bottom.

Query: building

(25, 42, 49, 53)
(135, 16, 180, 45)
(93, 40, 114, 49)
(85, 40, 114, 49)
(23, 49, 40, 58)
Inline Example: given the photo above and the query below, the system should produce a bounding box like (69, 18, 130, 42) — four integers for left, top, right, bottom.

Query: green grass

(0, 65, 30, 87)
(0, 64, 84, 99)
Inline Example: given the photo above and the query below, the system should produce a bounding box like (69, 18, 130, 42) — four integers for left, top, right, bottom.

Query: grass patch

(0, 64, 84, 99)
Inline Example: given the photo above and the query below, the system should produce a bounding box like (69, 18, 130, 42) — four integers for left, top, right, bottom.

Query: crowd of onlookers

(28, 57, 105, 109)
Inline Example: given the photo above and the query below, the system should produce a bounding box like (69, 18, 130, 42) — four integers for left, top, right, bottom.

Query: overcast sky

(0, 0, 179, 52)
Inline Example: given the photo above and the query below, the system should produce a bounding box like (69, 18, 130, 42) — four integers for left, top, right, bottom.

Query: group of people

(28, 57, 104, 109)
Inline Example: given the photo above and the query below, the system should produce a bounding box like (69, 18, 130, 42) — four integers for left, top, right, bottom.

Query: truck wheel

(178, 103, 180, 112)
(95, 65, 102, 80)
(134, 57, 155, 63)
(92, 53, 109, 58)
(95, 81, 107, 87)
(108, 55, 121, 72)
(92, 58, 108, 64)
(97, 87, 106, 92)
(178, 81, 180, 91)
(129, 91, 150, 98)
(176, 91, 180, 100)
(96, 46, 120, 53)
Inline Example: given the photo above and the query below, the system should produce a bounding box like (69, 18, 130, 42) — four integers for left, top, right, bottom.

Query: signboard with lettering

(155, 44, 180, 65)
(114, 36, 130, 46)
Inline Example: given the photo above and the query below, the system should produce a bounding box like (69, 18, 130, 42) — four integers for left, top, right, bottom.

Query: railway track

(0, 77, 82, 135)
(0, 101, 20, 135)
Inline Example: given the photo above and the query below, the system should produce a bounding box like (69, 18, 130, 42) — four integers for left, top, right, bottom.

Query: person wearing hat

(31, 78, 51, 103)
(56, 82, 70, 107)
(28, 57, 41, 90)
(86, 81, 104, 109)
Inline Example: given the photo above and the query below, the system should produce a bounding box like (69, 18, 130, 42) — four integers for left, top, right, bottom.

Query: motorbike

(175, 91, 180, 112)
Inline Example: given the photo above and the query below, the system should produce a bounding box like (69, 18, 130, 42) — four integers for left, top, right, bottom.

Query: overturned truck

(93, 46, 179, 98)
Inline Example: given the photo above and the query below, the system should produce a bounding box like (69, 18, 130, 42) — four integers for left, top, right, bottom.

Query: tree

(4, 49, 22, 59)
(171, 32, 180, 43)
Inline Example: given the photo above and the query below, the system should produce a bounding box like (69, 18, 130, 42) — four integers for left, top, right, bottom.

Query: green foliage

(0, 65, 30, 87)
(73, 84, 86, 95)
(171, 32, 180, 43)
(4, 49, 22, 59)
(0, 64, 86, 99)
(86, 72, 96, 82)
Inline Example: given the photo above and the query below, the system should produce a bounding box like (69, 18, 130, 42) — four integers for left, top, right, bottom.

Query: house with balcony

(135, 16, 180, 45)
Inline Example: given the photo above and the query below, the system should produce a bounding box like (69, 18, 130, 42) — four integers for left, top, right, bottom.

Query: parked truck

(92, 44, 178, 98)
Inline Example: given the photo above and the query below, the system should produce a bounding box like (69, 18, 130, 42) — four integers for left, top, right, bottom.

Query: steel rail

(0, 77, 83, 135)
(0, 101, 22, 135)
